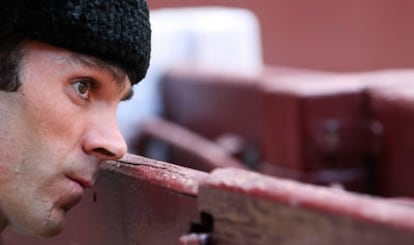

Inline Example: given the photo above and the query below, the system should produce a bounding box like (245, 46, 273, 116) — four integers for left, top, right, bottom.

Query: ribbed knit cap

(0, 0, 151, 85)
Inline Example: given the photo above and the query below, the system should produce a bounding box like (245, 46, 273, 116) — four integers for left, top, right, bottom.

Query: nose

(82, 114, 127, 161)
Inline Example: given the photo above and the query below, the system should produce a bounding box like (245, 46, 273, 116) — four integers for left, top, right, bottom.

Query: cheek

(33, 101, 72, 130)
(21, 78, 78, 137)
(23, 95, 83, 147)
(0, 135, 26, 185)
(0, 165, 15, 185)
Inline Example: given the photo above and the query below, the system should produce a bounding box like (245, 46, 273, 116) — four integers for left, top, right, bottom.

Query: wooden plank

(369, 86, 414, 196)
(199, 168, 414, 244)
(137, 118, 247, 172)
(2, 154, 207, 245)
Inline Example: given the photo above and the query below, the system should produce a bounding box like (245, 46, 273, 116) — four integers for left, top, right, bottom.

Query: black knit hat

(0, 0, 151, 85)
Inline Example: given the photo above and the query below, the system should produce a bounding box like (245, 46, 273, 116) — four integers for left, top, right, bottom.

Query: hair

(0, 37, 27, 92)
(0, 1, 151, 86)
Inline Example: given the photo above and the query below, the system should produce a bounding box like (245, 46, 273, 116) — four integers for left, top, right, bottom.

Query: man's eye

(72, 80, 90, 99)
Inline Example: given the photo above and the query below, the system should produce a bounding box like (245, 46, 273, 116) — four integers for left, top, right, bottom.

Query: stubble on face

(0, 41, 129, 236)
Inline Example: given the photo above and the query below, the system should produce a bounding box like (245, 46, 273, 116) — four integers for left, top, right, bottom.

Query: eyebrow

(65, 53, 133, 100)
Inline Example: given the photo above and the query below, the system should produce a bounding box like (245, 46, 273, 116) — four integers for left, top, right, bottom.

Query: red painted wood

(2, 154, 207, 245)
(137, 118, 247, 171)
(202, 167, 414, 231)
(370, 85, 414, 197)
(199, 168, 414, 244)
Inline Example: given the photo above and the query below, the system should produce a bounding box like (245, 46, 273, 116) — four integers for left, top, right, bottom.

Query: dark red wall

(149, 0, 414, 71)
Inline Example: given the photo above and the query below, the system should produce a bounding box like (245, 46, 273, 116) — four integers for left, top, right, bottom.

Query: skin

(0, 41, 131, 236)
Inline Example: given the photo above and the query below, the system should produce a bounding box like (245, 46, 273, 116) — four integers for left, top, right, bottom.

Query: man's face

(0, 42, 130, 236)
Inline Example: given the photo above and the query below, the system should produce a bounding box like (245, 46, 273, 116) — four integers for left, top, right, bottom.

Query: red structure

(3, 154, 414, 244)
(150, 1, 414, 72)
(147, 66, 414, 197)
(4, 2, 414, 242)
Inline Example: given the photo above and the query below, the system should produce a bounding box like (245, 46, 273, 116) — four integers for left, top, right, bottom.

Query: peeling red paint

(202, 168, 414, 232)
(103, 153, 208, 196)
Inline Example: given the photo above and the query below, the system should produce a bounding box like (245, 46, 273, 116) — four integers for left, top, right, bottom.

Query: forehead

(22, 41, 131, 91)
(64, 54, 129, 88)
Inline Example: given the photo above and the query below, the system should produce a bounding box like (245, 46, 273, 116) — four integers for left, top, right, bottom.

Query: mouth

(60, 176, 91, 212)
(67, 175, 94, 189)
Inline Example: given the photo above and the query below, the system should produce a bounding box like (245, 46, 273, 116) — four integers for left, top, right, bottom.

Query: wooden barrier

(3, 154, 414, 244)
(2, 154, 207, 245)
(156, 66, 414, 196)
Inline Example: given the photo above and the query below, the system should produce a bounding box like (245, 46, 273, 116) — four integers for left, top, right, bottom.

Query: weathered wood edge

(202, 167, 414, 232)
(102, 153, 208, 196)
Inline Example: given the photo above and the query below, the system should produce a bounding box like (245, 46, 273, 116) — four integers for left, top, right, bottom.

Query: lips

(61, 191, 82, 212)
(66, 169, 95, 188)
(60, 176, 90, 212)
(70, 176, 94, 189)
(59, 170, 96, 212)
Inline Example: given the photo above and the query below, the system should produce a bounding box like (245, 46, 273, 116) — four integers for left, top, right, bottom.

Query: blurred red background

(149, 0, 414, 72)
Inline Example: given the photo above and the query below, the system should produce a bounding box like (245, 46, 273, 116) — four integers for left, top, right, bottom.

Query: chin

(36, 224, 64, 237)
(29, 209, 66, 238)
(42, 218, 65, 237)
(12, 220, 64, 238)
